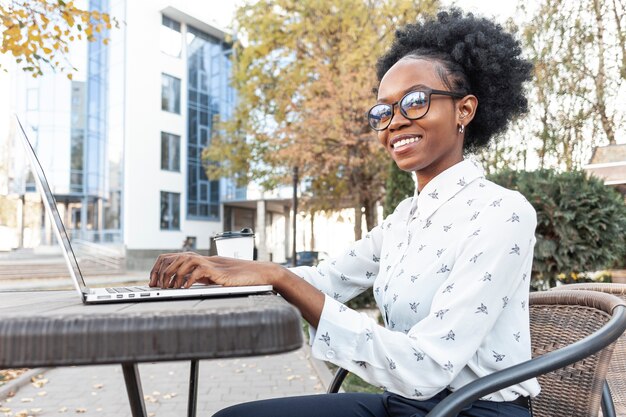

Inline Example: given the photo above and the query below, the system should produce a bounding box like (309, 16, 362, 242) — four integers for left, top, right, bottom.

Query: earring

(458, 124, 465, 134)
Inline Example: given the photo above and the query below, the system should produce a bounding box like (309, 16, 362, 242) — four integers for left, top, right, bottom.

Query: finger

(162, 260, 179, 289)
(168, 273, 179, 288)
(150, 253, 180, 287)
(158, 257, 178, 288)
(186, 266, 213, 289)
(164, 257, 198, 288)
(174, 272, 192, 289)
(162, 255, 196, 288)
(149, 255, 167, 287)
(170, 268, 188, 288)
(150, 254, 177, 287)
(156, 258, 167, 288)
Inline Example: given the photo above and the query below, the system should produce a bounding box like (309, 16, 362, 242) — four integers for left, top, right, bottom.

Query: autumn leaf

(0, 0, 119, 77)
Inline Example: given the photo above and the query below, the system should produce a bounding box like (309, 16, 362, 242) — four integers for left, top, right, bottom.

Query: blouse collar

(409, 159, 485, 222)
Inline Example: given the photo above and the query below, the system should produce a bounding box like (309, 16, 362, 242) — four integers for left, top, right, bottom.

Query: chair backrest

(550, 283, 626, 415)
(327, 290, 626, 417)
(529, 290, 624, 417)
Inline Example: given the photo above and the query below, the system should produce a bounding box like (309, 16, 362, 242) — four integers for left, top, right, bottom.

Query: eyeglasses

(367, 88, 465, 131)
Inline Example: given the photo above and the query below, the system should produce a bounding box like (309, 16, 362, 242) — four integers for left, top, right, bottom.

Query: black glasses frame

(367, 88, 465, 131)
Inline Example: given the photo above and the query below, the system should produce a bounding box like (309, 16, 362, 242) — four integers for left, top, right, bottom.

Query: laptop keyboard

(105, 286, 154, 293)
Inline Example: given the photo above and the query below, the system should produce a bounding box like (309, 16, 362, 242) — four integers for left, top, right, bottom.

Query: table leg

(122, 363, 148, 417)
(188, 359, 199, 417)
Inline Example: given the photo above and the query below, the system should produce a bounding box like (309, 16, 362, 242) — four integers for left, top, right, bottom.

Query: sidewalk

(0, 271, 150, 292)
(0, 345, 332, 417)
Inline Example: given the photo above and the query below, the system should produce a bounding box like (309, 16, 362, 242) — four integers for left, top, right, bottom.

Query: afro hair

(376, 9, 532, 152)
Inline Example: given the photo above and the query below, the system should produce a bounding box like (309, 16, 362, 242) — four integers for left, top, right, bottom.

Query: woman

(149, 9, 539, 417)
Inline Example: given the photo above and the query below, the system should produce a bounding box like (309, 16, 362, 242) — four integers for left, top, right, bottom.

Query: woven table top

(0, 291, 303, 368)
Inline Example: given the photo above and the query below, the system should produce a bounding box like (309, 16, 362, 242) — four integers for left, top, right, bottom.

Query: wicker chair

(327, 290, 626, 417)
(551, 283, 626, 417)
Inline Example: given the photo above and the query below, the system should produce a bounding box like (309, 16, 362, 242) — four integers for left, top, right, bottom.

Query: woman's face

(376, 58, 469, 188)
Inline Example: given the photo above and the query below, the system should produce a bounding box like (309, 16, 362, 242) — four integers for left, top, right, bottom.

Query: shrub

(383, 161, 415, 217)
(489, 169, 626, 289)
(347, 289, 376, 310)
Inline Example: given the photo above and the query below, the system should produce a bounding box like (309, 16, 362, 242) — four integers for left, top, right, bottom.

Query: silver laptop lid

(16, 115, 88, 299)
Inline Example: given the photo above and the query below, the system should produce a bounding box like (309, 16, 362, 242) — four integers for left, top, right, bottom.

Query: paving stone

(0, 346, 330, 416)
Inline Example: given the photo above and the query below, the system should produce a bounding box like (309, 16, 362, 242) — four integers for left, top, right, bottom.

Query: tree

(204, 0, 439, 239)
(0, 0, 117, 79)
(518, 0, 625, 170)
(489, 169, 626, 289)
(383, 160, 415, 217)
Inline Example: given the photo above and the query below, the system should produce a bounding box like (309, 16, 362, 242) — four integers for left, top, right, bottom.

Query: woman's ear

(457, 94, 478, 126)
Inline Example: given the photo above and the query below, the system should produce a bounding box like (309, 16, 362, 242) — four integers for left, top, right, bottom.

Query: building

(0, 1, 369, 266)
(0, 1, 293, 268)
(122, 3, 243, 268)
(584, 144, 626, 200)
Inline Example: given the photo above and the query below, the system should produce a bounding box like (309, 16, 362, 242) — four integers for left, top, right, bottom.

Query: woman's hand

(148, 252, 277, 289)
(148, 252, 325, 327)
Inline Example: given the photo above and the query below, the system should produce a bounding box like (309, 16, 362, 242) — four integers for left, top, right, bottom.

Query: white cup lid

(214, 228, 254, 240)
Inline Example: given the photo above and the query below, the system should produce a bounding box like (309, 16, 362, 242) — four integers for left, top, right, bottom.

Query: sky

(443, 0, 521, 22)
(202, 0, 525, 30)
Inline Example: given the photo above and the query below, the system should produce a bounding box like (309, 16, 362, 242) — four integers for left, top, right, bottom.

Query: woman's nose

(388, 106, 411, 131)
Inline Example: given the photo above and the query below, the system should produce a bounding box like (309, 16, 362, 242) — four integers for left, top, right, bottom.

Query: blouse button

(325, 350, 336, 359)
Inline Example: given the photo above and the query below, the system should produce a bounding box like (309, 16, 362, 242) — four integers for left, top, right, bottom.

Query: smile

(391, 135, 422, 149)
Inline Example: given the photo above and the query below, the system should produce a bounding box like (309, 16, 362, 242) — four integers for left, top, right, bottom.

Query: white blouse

(290, 159, 541, 401)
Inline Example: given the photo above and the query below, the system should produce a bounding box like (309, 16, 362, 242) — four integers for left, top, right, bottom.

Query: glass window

(210, 181, 219, 201)
(199, 127, 208, 145)
(161, 73, 181, 114)
(160, 16, 182, 57)
(26, 88, 39, 110)
(160, 191, 180, 230)
(160, 132, 180, 171)
(209, 204, 219, 218)
(186, 27, 223, 220)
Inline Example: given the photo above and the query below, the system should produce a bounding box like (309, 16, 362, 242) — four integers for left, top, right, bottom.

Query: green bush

(489, 169, 626, 289)
(347, 288, 376, 310)
(383, 161, 415, 217)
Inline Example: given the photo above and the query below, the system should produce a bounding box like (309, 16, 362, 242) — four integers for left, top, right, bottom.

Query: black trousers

(212, 390, 531, 417)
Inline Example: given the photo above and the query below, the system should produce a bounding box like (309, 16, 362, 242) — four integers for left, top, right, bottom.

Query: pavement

(0, 346, 332, 417)
(0, 271, 335, 417)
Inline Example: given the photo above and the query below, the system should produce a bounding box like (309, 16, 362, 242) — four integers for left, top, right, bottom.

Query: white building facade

(1, 0, 366, 268)
(2, 1, 247, 268)
(121, 2, 242, 267)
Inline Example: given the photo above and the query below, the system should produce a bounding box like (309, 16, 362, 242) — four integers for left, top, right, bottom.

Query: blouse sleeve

(310, 194, 537, 399)
(288, 218, 386, 303)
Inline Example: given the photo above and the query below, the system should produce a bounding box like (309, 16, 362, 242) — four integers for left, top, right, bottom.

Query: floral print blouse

(291, 159, 541, 401)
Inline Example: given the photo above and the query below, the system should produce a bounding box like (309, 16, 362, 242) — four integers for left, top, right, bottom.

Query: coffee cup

(214, 228, 255, 260)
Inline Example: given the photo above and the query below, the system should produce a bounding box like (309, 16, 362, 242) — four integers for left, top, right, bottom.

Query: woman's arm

(148, 207, 394, 325)
(148, 255, 325, 327)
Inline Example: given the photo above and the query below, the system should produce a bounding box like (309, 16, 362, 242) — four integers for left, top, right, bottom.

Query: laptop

(15, 115, 273, 303)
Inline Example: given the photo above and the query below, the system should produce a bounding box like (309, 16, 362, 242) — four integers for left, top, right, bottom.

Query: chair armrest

(327, 367, 350, 393)
(602, 381, 617, 417)
(425, 305, 626, 417)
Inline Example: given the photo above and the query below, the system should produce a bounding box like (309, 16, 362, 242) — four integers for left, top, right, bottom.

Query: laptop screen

(16, 116, 88, 296)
